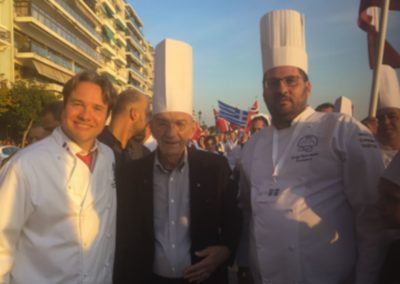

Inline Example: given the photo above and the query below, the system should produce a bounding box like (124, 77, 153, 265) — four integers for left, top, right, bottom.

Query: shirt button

(171, 244, 176, 248)
(289, 245, 295, 251)
(170, 177, 174, 182)
(170, 199, 175, 204)
(171, 220, 175, 225)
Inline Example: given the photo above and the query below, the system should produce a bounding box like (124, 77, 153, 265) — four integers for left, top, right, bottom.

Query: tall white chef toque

(153, 38, 193, 115)
(260, 9, 308, 74)
(378, 64, 400, 110)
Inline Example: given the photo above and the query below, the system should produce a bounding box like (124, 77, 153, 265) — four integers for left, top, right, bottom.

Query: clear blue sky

(128, 0, 400, 125)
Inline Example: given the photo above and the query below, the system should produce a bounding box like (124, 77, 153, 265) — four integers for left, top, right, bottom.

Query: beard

(132, 126, 147, 143)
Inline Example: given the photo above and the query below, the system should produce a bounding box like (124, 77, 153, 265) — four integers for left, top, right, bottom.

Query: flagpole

(368, 0, 391, 117)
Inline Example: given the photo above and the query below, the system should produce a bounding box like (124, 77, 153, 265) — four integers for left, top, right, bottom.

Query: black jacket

(113, 148, 242, 284)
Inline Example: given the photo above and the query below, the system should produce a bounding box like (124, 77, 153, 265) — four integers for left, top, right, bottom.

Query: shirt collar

(53, 126, 98, 156)
(290, 106, 315, 126)
(155, 148, 188, 173)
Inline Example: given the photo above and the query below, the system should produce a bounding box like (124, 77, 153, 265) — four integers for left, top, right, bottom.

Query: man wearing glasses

(238, 9, 385, 284)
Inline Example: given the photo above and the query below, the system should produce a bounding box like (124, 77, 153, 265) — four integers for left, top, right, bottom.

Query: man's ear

(305, 81, 312, 99)
(129, 107, 138, 121)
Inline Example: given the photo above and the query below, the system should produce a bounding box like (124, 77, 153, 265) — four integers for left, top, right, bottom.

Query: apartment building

(0, 0, 153, 96)
(0, 0, 14, 85)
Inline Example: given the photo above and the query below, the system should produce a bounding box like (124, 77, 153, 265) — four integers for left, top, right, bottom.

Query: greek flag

(217, 100, 249, 128)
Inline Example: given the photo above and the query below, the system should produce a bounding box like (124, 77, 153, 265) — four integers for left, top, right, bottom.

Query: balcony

(115, 69, 127, 85)
(14, 1, 102, 66)
(114, 49, 127, 67)
(115, 16, 126, 32)
(129, 68, 145, 82)
(126, 33, 143, 53)
(15, 39, 75, 83)
(0, 25, 11, 48)
(53, 0, 101, 43)
(126, 49, 143, 66)
(100, 43, 115, 58)
(126, 19, 144, 42)
(101, 0, 115, 18)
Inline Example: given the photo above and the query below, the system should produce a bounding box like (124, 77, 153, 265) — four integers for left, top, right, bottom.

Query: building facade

(1, 0, 153, 96)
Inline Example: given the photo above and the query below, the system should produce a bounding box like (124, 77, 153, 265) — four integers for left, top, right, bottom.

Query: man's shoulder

(123, 151, 154, 172)
(188, 148, 230, 170)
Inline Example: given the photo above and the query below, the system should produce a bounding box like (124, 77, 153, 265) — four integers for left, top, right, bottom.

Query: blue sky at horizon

(128, 0, 400, 125)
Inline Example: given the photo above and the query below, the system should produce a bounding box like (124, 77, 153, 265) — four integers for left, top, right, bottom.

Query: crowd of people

(0, 8, 400, 284)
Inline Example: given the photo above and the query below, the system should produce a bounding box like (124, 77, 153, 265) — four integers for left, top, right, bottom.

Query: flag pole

(368, 0, 391, 117)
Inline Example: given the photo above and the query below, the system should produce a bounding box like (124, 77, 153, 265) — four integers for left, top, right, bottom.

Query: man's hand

(183, 245, 230, 283)
(237, 266, 254, 284)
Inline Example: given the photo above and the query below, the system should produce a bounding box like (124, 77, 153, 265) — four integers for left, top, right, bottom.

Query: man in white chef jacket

(0, 71, 117, 284)
(376, 65, 400, 167)
(238, 9, 385, 284)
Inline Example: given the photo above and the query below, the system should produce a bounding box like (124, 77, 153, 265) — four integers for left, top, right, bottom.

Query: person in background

(216, 132, 226, 155)
(362, 116, 379, 136)
(379, 152, 400, 284)
(204, 135, 218, 154)
(197, 135, 206, 150)
(138, 124, 158, 152)
(27, 124, 50, 145)
(250, 114, 269, 135)
(114, 38, 242, 284)
(376, 65, 400, 167)
(98, 88, 150, 168)
(237, 9, 385, 284)
(0, 71, 117, 284)
(315, 102, 334, 112)
(40, 100, 64, 133)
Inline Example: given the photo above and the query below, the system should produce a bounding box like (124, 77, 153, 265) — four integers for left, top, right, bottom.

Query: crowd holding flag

(216, 99, 260, 131)
(244, 100, 260, 132)
(217, 100, 250, 128)
(213, 109, 230, 133)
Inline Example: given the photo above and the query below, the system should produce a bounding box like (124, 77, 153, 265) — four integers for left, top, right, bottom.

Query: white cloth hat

(378, 65, 400, 110)
(260, 9, 308, 74)
(153, 38, 193, 115)
(334, 96, 353, 116)
(382, 152, 400, 187)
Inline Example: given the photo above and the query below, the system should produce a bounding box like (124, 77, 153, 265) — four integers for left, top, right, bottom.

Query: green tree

(0, 80, 60, 144)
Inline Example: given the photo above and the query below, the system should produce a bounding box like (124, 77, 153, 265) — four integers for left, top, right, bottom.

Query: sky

(128, 0, 400, 125)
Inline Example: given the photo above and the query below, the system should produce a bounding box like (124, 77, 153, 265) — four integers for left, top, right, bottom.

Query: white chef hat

(153, 38, 193, 115)
(378, 65, 400, 110)
(382, 153, 400, 187)
(334, 96, 353, 116)
(260, 9, 308, 74)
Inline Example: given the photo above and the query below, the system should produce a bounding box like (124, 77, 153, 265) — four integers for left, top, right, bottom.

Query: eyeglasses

(264, 75, 302, 89)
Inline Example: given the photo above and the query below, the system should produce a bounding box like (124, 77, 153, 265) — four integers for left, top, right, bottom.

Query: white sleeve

(0, 159, 34, 283)
(337, 117, 386, 284)
(235, 149, 252, 267)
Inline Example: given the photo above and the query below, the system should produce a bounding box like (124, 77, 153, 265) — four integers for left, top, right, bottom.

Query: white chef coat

(239, 107, 385, 284)
(0, 127, 116, 284)
(380, 145, 399, 168)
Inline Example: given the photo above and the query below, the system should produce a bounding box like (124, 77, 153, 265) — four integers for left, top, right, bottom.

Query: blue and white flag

(217, 100, 249, 128)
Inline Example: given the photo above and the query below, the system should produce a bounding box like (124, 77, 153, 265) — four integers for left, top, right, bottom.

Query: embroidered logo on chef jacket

(291, 135, 319, 162)
(358, 132, 378, 148)
(297, 135, 318, 152)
